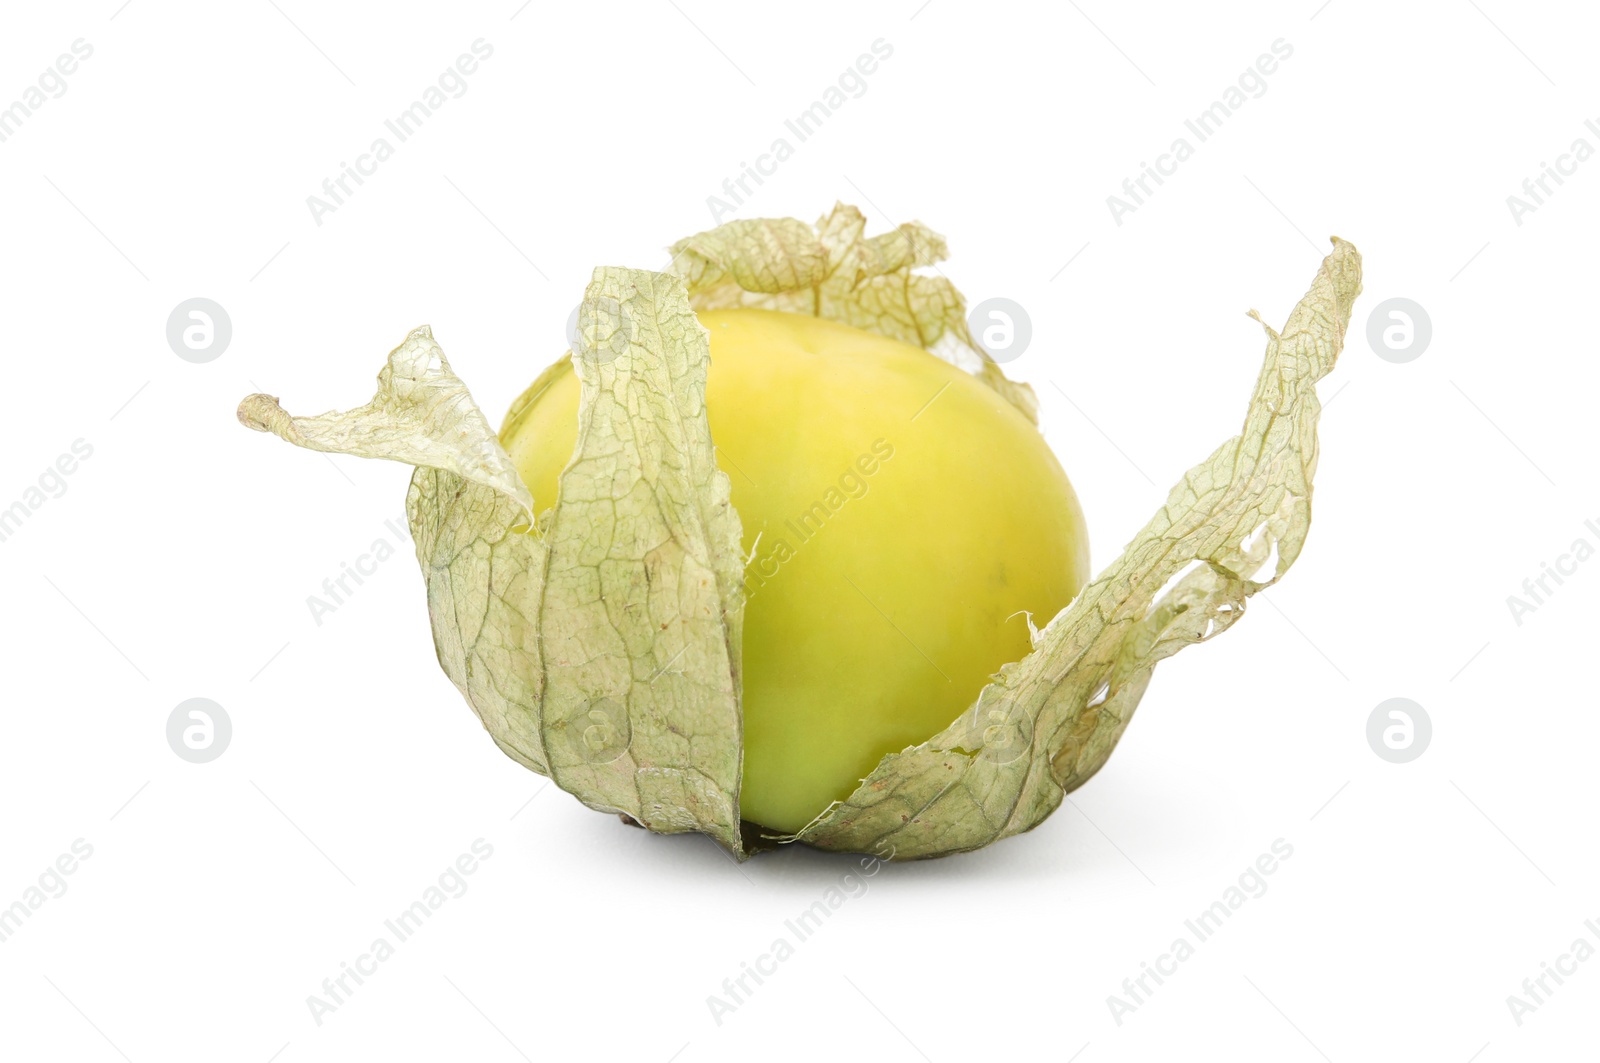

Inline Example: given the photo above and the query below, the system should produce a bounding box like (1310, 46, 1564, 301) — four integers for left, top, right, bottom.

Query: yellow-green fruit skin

(500, 308, 1089, 834)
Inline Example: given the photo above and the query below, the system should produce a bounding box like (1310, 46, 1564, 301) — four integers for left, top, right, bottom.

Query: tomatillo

(236, 205, 1359, 860)
(500, 308, 1089, 833)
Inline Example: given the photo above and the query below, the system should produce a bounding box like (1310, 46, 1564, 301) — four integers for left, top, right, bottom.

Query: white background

(0, 1, 1594, 1060)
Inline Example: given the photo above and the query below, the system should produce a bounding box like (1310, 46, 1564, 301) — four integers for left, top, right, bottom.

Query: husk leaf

(238, 269, 748, 853)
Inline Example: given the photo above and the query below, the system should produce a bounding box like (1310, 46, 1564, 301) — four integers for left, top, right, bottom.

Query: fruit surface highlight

(501, 308, 1090, 833)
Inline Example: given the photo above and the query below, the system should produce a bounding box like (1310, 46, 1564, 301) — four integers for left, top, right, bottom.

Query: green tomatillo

(499, 307, 1090, 834)
(237, 204, 1361, 861)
